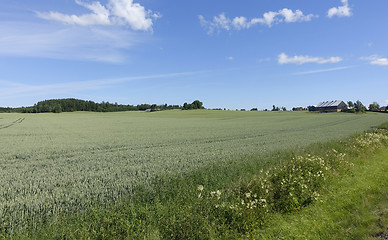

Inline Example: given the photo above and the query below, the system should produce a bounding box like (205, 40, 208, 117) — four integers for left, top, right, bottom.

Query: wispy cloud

(361, 55, 388, 66)
(0, 0, 161, 62)
(0, 22, 142, 62)
(36, 0, 160, 31)
(0, 71, 207, 101)
(199, 8, 317, 34)
(278, 53, 343, 64)
(328, 0, 352, 18)
(293, 66, 354, 75)
(0, 79, 29, 88)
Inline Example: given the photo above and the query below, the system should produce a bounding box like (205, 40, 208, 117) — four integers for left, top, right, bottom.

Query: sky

(0, 0, 387, 110)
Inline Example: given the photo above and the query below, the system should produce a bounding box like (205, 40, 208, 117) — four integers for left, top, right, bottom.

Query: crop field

(0, 110, 387, 233)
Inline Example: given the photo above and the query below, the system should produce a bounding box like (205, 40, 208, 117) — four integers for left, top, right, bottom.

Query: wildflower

(216, 190, 221, 199)
(245, 192, 251, 198)
(197, 185, 204, 191)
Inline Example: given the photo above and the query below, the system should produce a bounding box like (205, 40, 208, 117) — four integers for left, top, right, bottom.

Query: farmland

(0, 110, 388, 236)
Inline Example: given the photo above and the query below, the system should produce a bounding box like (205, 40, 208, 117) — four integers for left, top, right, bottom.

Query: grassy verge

(8, 125, 388, 239)
(255, 148, 388, 239)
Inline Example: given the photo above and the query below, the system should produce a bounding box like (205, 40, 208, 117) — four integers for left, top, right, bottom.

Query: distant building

(377, 106, 387, 112)
(309, 100, 347, 113)
(145, 108, 160, 112)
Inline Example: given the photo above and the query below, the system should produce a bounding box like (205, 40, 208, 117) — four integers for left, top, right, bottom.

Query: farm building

(377, 106, 387, 112)
(309, 100, 347, 113)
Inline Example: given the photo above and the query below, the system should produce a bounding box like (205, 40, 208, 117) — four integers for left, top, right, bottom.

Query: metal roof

(316, 100, 343, 108)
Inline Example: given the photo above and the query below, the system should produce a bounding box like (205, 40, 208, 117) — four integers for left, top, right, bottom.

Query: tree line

(0, 99, 183, 113)
(1, 98, 385, 114)
(0, 99, 206, 113)
(341, 100, 384, 113)
(270, 100, 386, 113)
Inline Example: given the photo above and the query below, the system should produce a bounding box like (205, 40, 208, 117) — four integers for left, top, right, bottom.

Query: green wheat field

(1, 110, 388, 238)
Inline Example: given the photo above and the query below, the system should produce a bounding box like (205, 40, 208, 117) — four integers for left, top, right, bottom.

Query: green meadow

(0, 110, 387, 238)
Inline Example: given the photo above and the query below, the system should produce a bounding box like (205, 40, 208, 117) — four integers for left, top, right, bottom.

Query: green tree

(192, 100, 201, 109)
(52, 104, 62, 113)
(182, 100, 204, 110)
(272, 105, 280, 111)
(368, 102, 380, 111)
(354, 100, 366, 113)
(347, 101, 354, 109)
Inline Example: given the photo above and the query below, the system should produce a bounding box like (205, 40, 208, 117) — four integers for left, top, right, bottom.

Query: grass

(0, 110, 387, 238)
(256, 148, 388, 239)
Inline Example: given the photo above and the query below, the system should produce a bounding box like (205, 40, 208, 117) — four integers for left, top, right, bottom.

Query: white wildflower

(216, 190, 221, 199)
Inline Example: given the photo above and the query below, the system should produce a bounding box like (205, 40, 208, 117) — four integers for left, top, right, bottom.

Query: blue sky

(0, 0, 387, 109)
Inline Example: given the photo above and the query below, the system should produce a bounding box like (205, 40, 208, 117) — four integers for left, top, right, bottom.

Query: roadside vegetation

(257, 146, 388, 239)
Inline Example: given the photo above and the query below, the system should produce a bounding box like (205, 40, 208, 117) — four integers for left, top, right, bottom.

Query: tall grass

(257, 137, 388, 238)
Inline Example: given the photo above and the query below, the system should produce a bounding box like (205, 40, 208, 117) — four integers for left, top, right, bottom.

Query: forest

(0, 98, 184, 113)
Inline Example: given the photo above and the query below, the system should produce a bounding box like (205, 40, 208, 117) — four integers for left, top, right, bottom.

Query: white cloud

(232, 17, 248, 30)
(108, 0, 160, 31)
(37, 0, 160, 31)
(279, 9, 315, 23)
(0, 0, 161, 62)
(278, 53, 343, 64)
(226, 56, 234, 61)
(371, 58, 388, 66)
(361, 55, 388, 66)
(328, 0, 352, 18)
(199, 14, 231, 34)
(199, 8, 317, 34)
